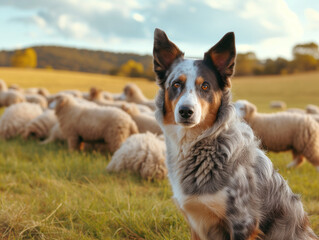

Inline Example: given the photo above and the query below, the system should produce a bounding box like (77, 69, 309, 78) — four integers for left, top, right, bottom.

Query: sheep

(306, 104, 319, 114)
(23, 109, 58, 140)
(24, 87, 50, 97)
(0, 79, 8, 91)
(235, 100, 319, 171)
(106, 132, 167, 180)
(58, 89, 83, 98)
(0, 79, 25, 107)
(0, 102, 43, 139)
(25, 94, 48, 109)
(121, 103, 162, 135)
(8, 84, 21, 92)
(54, 94, 138, 153)
(269, 100, 286, 110)
(41, 122, 65, 144)
(89, 87, 153, 114)
(122, 83, 156, 110)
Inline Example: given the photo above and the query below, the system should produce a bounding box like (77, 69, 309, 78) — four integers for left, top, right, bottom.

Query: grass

(0, 67, 319, 239)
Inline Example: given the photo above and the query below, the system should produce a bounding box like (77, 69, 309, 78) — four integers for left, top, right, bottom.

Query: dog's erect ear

(153, 28, 184, 88)
(204, 32, 236, 89)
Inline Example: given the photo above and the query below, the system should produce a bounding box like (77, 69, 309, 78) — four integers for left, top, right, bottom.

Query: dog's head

(153, 29, 236, 129)
(234, 100, 257, 120)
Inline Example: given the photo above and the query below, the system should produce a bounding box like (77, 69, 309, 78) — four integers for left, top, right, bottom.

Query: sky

(0, 0, 319, 60)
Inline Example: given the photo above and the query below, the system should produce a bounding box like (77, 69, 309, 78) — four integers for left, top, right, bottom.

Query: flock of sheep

(0, 79, 167, 180)
(0, 78, 318, 181)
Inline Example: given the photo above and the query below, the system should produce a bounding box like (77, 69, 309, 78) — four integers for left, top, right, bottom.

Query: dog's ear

(204, 32, 236, 90)
(153, 28, 184, 88)
(245, 102, 257, 117)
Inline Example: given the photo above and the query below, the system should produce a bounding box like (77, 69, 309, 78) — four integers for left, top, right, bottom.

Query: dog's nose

(179, 105, 194, 119)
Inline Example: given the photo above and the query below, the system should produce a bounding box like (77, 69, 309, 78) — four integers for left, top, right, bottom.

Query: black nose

(179, 105, 194, 119)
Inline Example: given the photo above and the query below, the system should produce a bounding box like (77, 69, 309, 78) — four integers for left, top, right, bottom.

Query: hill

(0, 46, 153, 76)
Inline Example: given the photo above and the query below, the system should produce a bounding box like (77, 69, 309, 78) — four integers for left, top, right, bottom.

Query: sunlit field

(0, 67, 318, 239)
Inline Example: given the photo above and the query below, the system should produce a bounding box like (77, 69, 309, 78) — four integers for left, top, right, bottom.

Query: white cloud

(305, 8, 319, 31)
(132, 13, 145, 22)
(58, 14, 90, 39)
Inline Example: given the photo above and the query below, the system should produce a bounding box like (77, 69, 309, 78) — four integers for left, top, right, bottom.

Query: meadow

(0, 67, 319, 239)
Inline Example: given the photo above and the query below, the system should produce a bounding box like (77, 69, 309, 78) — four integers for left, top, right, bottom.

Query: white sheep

(122, 83, 156, 110)
(235, 100, 319, 171)
(25, 94, 48, 109)
(106, 132, 167, 180)
(54, 95, 138, 153)
(0, 102, 43, 139)
(306, 104, 319, 114)
(23, 109, 58, 140)
(89, 87, 153, 114)
(269, 100, 286, 110)
(0, 79, 25, 107)
(121, 103, 162, 135)
(41, 122, 65, 144)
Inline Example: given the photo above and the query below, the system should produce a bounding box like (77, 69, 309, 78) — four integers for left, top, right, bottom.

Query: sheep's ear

(204, 32, 236, 89)
(153, 28, 184, 88)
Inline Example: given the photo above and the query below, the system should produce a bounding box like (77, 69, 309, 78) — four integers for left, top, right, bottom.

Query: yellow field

(0, 67, 319, 239)
(1, 67, 318, 112)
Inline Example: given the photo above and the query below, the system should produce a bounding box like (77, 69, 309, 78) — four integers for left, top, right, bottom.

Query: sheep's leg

(68, 135, 80, 151)
(287, 151, 305, 168)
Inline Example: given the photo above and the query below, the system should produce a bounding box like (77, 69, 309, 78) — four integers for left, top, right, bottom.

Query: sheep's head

(89, 87, 103, 100)
(38, 88, 50, 97)
(52, 94, 73, 113)
(123, 83, 145, 102)
(234, 100, 257, 121)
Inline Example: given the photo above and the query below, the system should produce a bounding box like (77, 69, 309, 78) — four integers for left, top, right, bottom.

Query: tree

(11, 48, 37, 68)
(293, 42, 319, 59)
(235, 52, 260, 76)
(118, 59, 144, 77)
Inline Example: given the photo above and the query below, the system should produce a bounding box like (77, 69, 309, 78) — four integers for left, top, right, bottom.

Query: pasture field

(0, 67, 319, 239)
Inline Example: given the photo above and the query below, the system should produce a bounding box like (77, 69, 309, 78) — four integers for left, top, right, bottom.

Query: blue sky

(0, 0, 318, 60)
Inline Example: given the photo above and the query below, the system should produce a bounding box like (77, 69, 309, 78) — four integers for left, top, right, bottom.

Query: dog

(153, 28, 318, 240)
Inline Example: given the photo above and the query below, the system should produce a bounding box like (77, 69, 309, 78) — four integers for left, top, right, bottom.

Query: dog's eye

(173, 82, 181, 88)
(201, 82, 209, 91)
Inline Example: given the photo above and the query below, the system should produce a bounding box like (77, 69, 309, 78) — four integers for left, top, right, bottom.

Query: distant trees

(235, 42, 319, 76)
(11, 48, 37, 68)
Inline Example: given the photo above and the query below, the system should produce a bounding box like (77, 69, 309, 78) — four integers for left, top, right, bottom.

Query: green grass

(0, 67, 319, 239)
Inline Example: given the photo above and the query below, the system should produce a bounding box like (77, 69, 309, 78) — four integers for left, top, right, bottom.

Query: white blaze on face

(170, 59, 202, 127)
(234, 100, 248, 118)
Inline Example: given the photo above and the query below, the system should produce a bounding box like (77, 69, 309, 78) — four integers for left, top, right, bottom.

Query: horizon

(0, 0, 319, 60)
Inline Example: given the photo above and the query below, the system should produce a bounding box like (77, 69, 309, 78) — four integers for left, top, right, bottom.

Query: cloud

(305, 8, 319, 31)
(0, 0, 306, 59)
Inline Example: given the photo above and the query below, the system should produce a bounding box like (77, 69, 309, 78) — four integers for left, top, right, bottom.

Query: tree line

(0, 42, 318, 80)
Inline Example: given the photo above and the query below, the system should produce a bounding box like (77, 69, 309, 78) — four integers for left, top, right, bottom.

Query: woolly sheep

(0, 102, 43, 139)
(235, 100, 319, 171)
(106, 132, 167, 180)
(89, 87, 153, 114)
(122, 83, 156, 110)
(121, 103, 162, 135)
(0, 79, 8, 91)
(41, 122, 65, 144)
(58, 89, 83, 98)
(0, 79, 25, 107)
(24, 87, 50, 97)
(306, 104, 319, 114)
(269, 100, 286, 110)
(25, 94, 48, 109)
(54, 95, 138, 153)
(23, 109, 58, 140)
